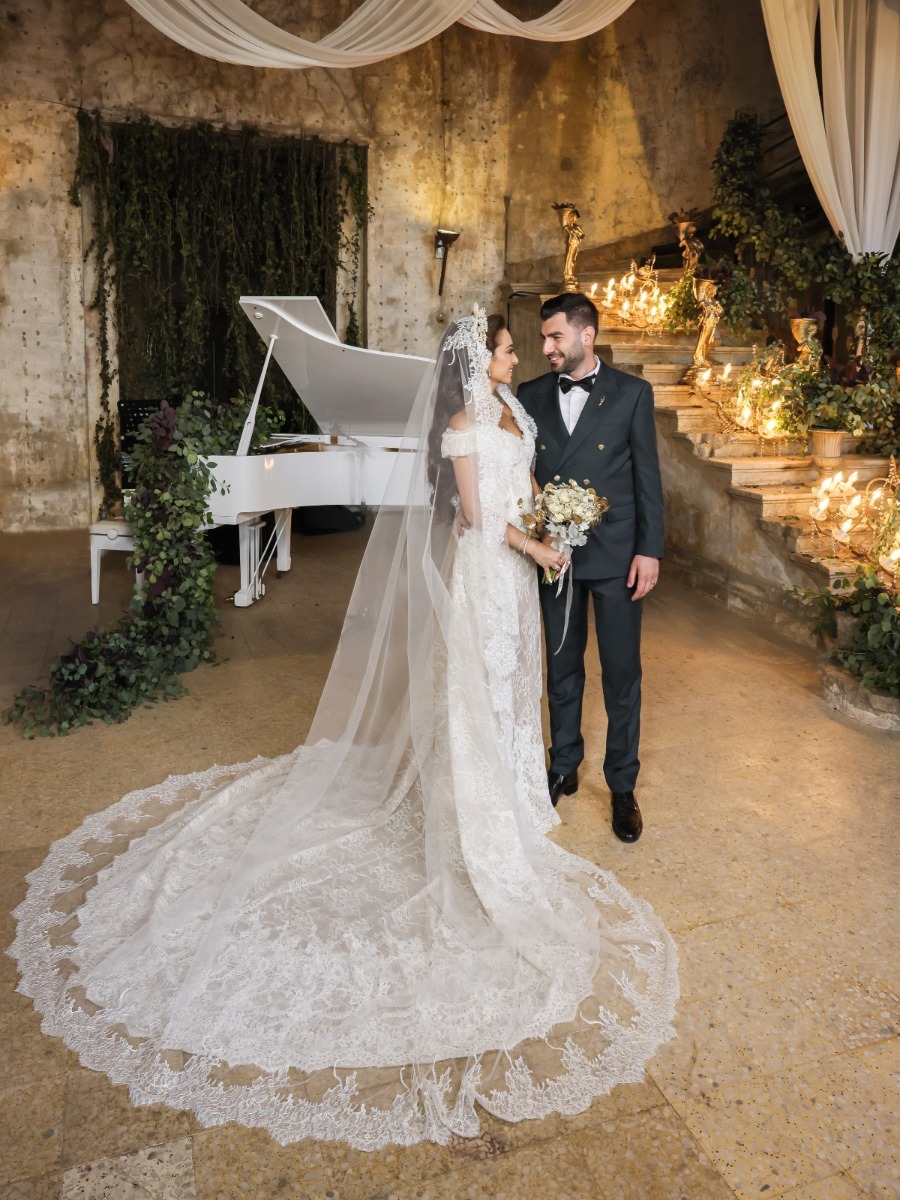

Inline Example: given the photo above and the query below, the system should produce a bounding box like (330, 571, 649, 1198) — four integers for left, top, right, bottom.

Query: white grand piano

(204, 297, 432, 605)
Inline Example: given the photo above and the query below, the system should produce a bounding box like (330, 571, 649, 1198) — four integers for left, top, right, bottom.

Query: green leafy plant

(808, 568, 900, 696)
(664, 259, 762, 338)
(4, 402, 219, 737)
(718, 262, 762, 338)
(174, 389, 285, 455)
(71, 113, 369, 514)
(704, 109, 900, 455)
(662, 272, 698, 334)
(710, 109, 841, 318)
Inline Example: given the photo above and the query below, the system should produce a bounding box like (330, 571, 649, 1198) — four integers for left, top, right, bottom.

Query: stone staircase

(504, 269, 891, 644)
(589, 289, 891, 644)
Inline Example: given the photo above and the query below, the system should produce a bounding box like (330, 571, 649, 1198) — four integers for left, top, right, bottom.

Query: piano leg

(234, 518, 264, 607)
(275, 508, 292, 572)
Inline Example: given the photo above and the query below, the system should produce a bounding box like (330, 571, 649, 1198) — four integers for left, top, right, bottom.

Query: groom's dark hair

(540, 292, 599, 338)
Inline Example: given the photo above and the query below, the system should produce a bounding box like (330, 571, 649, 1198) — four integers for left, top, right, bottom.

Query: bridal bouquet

(524, 479, 610, 584)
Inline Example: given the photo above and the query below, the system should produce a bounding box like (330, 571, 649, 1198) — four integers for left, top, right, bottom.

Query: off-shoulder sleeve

(441, 427, 477, 459)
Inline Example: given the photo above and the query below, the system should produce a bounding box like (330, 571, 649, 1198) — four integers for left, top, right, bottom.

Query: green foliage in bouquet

(5, 402, 219, 737)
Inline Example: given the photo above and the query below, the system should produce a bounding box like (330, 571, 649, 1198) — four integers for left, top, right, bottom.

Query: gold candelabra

(592, 258, 670, 334)
(809, 457, 900, 582)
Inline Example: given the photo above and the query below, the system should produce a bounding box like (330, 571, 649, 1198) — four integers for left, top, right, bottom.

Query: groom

(518, 292, 664, 843)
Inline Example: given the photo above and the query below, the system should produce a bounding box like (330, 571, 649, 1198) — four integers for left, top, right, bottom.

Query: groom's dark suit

(518, 364, 664, 793)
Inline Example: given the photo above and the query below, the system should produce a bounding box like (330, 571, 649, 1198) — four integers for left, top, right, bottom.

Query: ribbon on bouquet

(551, 542, 573, 655)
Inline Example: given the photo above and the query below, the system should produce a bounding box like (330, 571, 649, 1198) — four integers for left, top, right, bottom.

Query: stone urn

(810, 428, 845, 477)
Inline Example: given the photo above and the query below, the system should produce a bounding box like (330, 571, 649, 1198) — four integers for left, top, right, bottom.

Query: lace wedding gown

(10, 333, 678, 1151)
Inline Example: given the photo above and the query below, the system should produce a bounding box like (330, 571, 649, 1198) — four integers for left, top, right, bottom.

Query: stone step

(728, 484, 817, 520)
(596, 326, 696, 350)
(711, 435, 808, 459)
(706, 454, 818, 487)
(642, 364, 689, 386)
(793, 554, 862, 586)
(652, 383, 694, 405)
(670, 407, 717, 433)
(821, 455, 892, 484)
(615, 344, 756, 366)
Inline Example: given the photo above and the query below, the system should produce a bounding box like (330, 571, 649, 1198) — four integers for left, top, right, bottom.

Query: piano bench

(89, 519, 143, 604)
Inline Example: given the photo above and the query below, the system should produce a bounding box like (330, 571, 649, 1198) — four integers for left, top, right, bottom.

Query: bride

(10, 308, 678, 1151)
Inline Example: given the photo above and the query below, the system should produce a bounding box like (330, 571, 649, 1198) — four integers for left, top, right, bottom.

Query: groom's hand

(628, 554, 659, 600)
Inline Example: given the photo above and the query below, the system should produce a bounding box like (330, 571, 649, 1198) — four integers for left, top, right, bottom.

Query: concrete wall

(0, 0, 781, 530)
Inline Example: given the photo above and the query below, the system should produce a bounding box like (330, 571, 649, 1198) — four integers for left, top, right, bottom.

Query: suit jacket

(518, 364, 664, 580)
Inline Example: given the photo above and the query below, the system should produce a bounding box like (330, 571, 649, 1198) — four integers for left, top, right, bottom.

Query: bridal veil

(10, 310, 678, 1149)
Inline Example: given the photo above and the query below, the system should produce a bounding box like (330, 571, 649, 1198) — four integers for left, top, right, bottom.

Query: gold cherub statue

(552, 202, 585, 293)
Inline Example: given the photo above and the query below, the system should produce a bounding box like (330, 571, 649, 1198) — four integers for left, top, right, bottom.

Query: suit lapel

(556, 371, 620, 469)
(535, 376, 569, 450)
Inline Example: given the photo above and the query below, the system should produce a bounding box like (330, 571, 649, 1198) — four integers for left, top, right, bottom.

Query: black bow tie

(558, 374, 596, 395)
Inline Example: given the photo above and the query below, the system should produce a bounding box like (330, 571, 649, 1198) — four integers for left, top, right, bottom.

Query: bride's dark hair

(427, 313, 506, 525)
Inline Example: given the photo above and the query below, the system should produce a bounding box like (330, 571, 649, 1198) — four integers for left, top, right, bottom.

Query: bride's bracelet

(518, 530, 532, 555)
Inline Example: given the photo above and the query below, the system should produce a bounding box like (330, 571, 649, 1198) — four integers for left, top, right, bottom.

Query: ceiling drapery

(760, 0, 900, 261)
(122, 0, 637, 68)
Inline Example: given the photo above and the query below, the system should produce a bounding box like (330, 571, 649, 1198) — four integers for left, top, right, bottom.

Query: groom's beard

(548, 346, 588, 376)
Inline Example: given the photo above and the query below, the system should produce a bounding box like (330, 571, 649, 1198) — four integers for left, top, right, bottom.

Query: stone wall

(0, 0, 781, 530)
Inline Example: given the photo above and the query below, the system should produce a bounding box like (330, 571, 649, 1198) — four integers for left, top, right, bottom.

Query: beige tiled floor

(0, 527, 897, 1199)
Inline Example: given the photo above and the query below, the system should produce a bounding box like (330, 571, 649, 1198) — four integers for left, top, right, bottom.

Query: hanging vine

(71, 113, 369, 514)
(4, 115, 370, 737)
(5, 400, 218, 737)
(70, 109, 122, 515)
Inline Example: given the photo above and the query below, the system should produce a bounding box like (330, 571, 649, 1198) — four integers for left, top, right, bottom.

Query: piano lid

(240, 297, 433, 438)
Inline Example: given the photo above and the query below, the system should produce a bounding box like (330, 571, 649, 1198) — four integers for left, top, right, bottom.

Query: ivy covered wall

(0, 0, 781, 531)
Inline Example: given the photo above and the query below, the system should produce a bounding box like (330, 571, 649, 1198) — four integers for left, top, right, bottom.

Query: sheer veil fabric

(10, 310, 678, 1150)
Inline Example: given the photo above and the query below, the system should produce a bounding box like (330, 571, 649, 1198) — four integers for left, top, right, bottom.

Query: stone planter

(820, 660, 900, 732)
(810, 428, 846, 478)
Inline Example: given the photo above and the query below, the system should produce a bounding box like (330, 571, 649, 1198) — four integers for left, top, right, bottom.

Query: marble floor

(0, 526, 897, 1200)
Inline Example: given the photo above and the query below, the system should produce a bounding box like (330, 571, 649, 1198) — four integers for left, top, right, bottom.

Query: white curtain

(123, 0, 636, 69)
(760, 0, 900, 261)
(461, 0, 637, 39)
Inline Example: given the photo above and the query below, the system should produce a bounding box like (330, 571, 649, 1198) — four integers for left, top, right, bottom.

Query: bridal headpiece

(440, 304, 498, 427)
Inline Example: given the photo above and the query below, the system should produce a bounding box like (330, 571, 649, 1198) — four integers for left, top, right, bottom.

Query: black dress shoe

(611, 791, 643, 842)
(548, 769, 578, 808)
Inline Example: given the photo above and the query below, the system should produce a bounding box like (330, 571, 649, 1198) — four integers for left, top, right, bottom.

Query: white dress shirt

(558, 356, 601, 434)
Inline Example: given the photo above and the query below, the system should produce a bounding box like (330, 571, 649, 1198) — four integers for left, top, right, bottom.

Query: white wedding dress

(10, 317, 677, 1150)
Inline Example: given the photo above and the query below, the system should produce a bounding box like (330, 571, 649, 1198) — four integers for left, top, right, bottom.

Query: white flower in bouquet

(523, 480, 610, 583)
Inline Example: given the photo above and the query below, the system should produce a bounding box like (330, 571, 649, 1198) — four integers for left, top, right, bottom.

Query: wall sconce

(434, 229, 460, 296)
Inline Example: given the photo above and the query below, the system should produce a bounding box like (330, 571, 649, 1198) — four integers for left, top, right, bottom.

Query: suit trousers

(538, 572, 642, 793)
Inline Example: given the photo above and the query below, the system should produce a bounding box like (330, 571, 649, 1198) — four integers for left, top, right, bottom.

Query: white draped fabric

(123, 0, 637, 68)
(760, 0, 900, 261)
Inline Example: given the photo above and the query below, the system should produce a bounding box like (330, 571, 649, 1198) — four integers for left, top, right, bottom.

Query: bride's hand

(527, 540, 567, 573)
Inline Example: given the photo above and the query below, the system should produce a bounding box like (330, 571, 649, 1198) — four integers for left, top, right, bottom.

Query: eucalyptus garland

(71, 111, 368, 514)
(5, 402, 217, 737)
